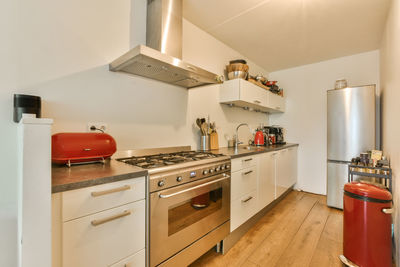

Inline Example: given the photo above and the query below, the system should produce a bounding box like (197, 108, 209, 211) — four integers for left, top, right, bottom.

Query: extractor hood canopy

(109, 0, 222, 88)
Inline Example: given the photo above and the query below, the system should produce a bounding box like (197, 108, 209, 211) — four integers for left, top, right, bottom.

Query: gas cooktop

(117, 151, 225, 169)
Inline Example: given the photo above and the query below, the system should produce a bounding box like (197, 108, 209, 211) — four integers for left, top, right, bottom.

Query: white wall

(380, 0, 400, 262)
(269, 51, 380, 195)
(0, 0, 18, 266)
(0, 1, 268, 264)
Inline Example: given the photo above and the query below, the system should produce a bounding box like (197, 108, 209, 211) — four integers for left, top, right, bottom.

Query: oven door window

(168, 187, 223, 236)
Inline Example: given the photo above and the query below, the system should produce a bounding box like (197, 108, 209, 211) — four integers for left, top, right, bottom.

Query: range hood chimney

(109, 0, 222, 88)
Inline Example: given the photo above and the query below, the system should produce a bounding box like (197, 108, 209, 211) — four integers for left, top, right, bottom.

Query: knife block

(210, 132, 219, 150)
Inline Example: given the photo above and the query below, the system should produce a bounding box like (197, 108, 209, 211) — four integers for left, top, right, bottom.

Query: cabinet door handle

(254, 100, 261, 104)
(242, 196, 253, 203)
(382, 208, 394, 214)
(91, 185, 131, 197)
(243, 158, 253, 162)
(91, 210, 131, 226)
(243, 170, 253, 176)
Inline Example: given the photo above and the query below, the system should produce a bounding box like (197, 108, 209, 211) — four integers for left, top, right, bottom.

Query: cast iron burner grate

(117, 151, 225, 169)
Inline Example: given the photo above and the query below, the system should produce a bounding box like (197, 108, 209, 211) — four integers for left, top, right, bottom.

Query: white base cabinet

(231, 146, 298, 231)
(257, 152, 276, 211)
(110, 249, 145, 267)
(276, 147, 298, 198)
(63, 200, 145, 267)
(230, 156, 258, 232)
(52, 177, 146, 267)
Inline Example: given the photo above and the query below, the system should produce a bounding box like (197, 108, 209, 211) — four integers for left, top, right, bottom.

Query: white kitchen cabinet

(229, 147, 297, 231)
(230, 156, 259, 232)
(63, 200, 145, 267)
(275, 147, 298, 198)
(52, 177, 146, 267)
(231, 190, 258, 231)
(231, 155, 257, 172)
(276, 149, 289, 197)
(257, 152, 276, 211)
(220, 79, 284, 113)
(231, 166, 257, 201)
(110, 249, 145, 267)
(267, 90, 285, 112)
(62, 177, 145, 222)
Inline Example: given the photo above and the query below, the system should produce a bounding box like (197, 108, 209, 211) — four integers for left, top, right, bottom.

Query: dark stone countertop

(212, 143, 299, 159)
(52, 159, 147, 193)
(52, 143, 298, 193)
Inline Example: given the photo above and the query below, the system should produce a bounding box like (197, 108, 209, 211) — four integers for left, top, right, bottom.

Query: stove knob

(209, 169, 214, 174)
(215, 166, 221, 172)
(203, 170, 209, 175)
(158, 180, 165, 187)
(221, 165, 225, 170)
(226, 165, 230, 169)
(176, 176, 183, 182)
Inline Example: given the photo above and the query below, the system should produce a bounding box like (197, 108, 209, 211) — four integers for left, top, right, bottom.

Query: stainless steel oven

(116, 147, 231, 267)
(150, 171, 230, 266)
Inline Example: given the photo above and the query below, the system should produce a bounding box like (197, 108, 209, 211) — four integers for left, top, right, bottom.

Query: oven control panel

(149, 160, 231, 192)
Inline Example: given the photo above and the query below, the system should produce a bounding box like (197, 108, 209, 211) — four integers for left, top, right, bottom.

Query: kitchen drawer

(231, 190, 258, 231)
(62, 176, 145, 221)
(231, 166, 257, 201)
(63, 200, 145, 267)
(231, 156, 257, 172)
(110, 249, 145, 267)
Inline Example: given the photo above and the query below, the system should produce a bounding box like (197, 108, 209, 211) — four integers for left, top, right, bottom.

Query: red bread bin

(342, 182, 392, 267)
(52, 133, 117, 166)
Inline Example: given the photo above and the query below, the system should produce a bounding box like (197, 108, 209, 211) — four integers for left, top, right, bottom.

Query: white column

(17, 114, 53, 267)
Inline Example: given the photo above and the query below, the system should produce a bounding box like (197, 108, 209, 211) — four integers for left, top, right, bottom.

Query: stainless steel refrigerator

(327, 85, 377, 209)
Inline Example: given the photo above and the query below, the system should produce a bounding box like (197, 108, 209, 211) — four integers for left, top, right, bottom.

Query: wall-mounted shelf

(219, 79, 285, 113)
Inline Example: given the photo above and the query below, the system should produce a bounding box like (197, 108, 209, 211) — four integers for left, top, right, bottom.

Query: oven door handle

(159, 174, 230, 199)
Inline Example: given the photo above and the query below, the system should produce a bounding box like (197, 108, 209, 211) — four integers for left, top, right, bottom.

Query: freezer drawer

(327, 161, 349, 209)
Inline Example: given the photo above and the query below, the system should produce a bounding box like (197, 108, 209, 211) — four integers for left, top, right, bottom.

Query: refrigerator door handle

(327, 159, 351, 164)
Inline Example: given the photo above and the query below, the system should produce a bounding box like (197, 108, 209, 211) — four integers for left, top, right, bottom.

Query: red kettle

(254, 131, 265, 146)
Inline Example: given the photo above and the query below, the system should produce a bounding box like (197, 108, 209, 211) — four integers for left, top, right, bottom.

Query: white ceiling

(183, 0, 392, 72)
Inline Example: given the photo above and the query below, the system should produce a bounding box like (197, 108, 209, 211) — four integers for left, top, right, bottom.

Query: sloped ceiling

(183, 0, 392, 72)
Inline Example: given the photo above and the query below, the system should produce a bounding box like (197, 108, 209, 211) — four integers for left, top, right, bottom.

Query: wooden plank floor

(190, 191, 343, 267)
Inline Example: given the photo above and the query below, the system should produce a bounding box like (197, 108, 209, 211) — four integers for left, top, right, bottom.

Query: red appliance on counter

(341, 182, 393, 267)
(52, 133, 117, 167)
(254, 130, 265, 146)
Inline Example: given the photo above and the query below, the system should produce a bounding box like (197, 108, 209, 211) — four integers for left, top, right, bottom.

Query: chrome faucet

(235, 123, 250, 153)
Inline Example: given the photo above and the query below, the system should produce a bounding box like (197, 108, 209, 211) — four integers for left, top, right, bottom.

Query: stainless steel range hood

(109, 0, 221, 88)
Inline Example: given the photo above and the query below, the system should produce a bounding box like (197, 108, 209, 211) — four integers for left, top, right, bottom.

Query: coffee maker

(264, 126, 286, 145)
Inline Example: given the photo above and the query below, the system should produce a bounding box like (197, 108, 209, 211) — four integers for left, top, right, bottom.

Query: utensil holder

(200, 135, 210, 151)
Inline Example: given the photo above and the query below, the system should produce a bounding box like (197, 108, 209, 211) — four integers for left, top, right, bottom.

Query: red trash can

(341, 182, 393, 267)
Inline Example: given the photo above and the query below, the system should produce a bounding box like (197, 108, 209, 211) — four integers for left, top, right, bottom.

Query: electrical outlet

(87, 122, 108, 133)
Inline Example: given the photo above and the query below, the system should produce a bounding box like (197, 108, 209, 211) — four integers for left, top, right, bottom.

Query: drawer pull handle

(242, 196, 253, 203)
(243, 170, 253, 176)
(91, 210, 131, 226)
(243, 158, 253, 162)
(91, 185, 131, 197)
